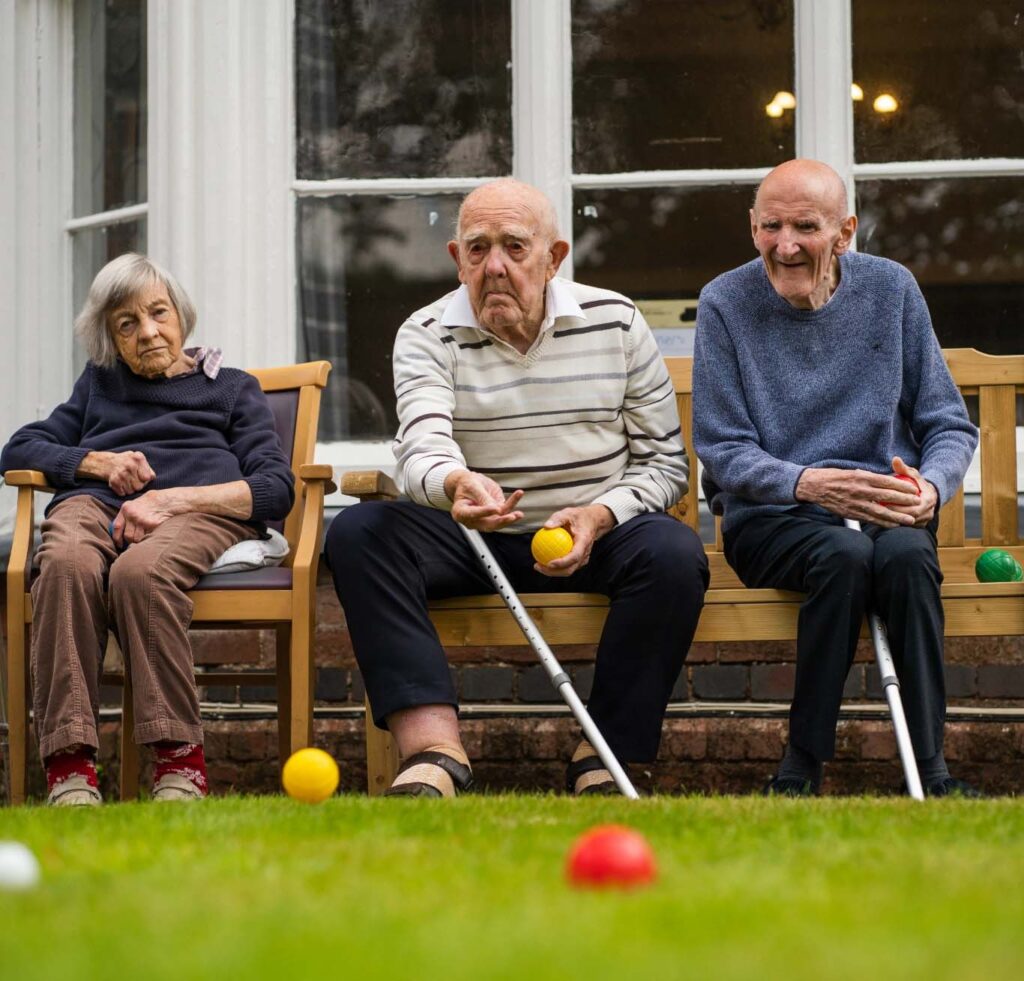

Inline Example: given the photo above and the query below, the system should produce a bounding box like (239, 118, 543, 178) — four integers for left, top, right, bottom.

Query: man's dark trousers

(326, 501, 709, 762)
(725, 507, 945, 762)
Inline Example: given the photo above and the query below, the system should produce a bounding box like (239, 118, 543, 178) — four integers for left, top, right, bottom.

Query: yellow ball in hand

(282, 747, 339, 803)
(531, 526, 574, 565)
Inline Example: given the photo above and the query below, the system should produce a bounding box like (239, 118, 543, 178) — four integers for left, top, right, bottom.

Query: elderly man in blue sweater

(692, 159, 979, 797)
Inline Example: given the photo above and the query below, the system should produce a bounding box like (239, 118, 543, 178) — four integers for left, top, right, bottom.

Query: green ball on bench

(975, 549, 1024, 583)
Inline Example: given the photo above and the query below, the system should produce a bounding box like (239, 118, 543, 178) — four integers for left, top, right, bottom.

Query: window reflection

(572, 0, 794, 172)
(73, 0, 146, 216)
(857, 178, 1024, 354)
(573, 185, 758, 298)
(853, 1, 1024, 162)
(295, 0, 512, 180)
(297, 195, 462, 441)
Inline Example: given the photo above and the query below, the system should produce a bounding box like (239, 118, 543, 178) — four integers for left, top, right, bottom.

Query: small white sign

(653, 327, 696, 357)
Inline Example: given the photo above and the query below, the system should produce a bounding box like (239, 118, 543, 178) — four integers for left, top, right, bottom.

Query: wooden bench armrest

(341, 469, 400, 501)
(4, 469, 54, 492)
(298, 464, 337, 495)
(290, 474, 328, 577)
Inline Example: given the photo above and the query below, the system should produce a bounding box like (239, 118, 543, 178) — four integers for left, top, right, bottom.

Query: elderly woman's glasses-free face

(113, 304, 174, 338)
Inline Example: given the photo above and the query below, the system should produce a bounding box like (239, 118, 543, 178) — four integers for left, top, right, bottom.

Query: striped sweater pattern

(391, 277, 689, 532)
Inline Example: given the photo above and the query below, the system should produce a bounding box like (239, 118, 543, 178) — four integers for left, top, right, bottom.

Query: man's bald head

(749, 159, 857, 310)
(448, 178, 569, 339)
(456, 179, 561, 245)
(753, 159, 849, 223)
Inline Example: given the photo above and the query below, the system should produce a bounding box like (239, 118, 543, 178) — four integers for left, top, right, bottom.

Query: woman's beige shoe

(152, 772, 206, 801)
(47, 775, 102, 806)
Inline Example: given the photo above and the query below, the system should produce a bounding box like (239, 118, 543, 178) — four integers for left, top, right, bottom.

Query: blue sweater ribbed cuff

(56, 446, 91, 487)
(245, 474, 272, 521)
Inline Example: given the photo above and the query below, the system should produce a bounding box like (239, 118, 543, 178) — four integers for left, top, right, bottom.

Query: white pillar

(0, 0, 71, 535)
(794, 0, 854, 209)
(512, 0, 574, 275)
(148, 0, 294, 369)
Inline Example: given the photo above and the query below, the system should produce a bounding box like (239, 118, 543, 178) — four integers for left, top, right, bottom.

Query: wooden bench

(343, 348, 1024, 794)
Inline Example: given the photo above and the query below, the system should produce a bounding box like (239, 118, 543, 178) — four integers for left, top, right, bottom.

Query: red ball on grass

(566, 824, 657, 889)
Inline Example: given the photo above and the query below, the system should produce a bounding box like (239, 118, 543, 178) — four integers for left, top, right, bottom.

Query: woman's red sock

(153, 742, 208, 795)
(45, 745, 98, 795)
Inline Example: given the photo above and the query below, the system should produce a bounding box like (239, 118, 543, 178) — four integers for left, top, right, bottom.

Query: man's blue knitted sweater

(692, 252, 978, 534)
(0, 360, 294, 525)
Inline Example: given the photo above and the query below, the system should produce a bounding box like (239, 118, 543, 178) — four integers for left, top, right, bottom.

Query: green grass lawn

(1, 795, 1022, 980)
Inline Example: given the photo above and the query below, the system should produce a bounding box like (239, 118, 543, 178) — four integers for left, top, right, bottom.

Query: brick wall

(4, 571, 1024, 800)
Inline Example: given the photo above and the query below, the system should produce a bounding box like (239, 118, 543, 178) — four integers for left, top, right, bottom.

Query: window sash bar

(853, 159, 1024, 180)
(572, 168, 770, 190)
(293, 177, 490, 197)
(65, 202, 148, 233)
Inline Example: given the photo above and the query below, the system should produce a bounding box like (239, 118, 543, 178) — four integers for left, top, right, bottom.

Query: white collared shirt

(439, 279, 587, 354)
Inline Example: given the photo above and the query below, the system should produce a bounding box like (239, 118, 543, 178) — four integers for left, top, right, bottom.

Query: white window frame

(4, 0, 1021, 532)
(299, 0, 1023, 498)
(64, 0, 149, 325)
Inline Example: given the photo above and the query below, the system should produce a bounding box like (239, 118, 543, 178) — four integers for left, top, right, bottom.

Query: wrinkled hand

(111, 489, 182, 547)
(883, 456, 938, 527)
(795, 463, 923, 528)
(445, 469, 524, 531)
(79, 450, 155, 496)
(533, 504, 616, 577)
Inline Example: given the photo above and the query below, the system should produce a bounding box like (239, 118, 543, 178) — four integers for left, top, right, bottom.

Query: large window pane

(571, 0, 795, 173)
(573, 185, 758, 353)
(853, 1, 1024, 162)
(73, 0, 147, 216)
(857, 178, 1024, 354)
(297, 195, 462, 441)
(295, 0, 512, 180)
(71, 220, 148, 371)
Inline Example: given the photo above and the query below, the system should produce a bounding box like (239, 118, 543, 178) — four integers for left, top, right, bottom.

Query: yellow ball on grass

(282, 747, 339, 803)
(531, 527, 574, 565)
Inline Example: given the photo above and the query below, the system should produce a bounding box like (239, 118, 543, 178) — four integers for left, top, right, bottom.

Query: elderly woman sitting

(0, 253, 293, 805)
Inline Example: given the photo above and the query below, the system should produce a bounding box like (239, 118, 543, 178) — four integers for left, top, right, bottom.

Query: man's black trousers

(325, 502, 709, 762)
(725, 508, 945, 762)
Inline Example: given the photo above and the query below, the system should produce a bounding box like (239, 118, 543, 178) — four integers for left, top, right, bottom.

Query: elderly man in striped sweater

(327, 178, 708, 797)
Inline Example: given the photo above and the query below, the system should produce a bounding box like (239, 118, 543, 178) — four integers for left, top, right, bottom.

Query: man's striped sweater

(391, 276, 689, 532)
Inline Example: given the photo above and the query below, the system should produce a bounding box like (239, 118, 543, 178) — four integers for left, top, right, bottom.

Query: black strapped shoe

(382, 751, 474, 798)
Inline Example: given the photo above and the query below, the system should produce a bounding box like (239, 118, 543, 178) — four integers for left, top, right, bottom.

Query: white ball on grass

(0, 841, 41, 891)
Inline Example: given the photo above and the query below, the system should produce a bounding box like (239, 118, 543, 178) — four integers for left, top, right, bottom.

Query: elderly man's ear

(547, 238, 570, 278)
(834, 214, 858, 256)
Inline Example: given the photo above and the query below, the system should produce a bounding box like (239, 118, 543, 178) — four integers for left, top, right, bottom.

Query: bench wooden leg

(120, 671, 140, 801)
(364, 695, 398, 796)
(275, 623, 293, 772)
(289, 614, 314, 756)
(6, 620, 29, 805)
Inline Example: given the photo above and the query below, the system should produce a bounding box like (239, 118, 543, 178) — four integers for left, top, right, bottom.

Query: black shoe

(762, 775, 818, 797)
(924, 776, 983, 799)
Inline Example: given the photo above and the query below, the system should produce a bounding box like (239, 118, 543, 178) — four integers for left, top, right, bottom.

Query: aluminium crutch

(844, 519, 925, 801)
(458, 525, 639, 799)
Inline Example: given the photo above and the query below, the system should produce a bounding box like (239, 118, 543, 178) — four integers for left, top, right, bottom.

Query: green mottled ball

(974, 549, 1024, 583)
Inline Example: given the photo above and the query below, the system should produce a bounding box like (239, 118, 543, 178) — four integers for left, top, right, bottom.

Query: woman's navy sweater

(1, 361, 294, 523)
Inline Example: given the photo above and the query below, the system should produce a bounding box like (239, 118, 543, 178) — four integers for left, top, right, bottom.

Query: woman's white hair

(74, 253, 197, 368)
